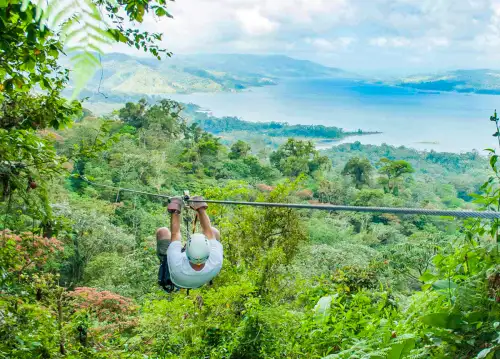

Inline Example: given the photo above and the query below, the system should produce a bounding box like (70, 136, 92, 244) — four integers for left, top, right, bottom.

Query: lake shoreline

(167, 78, 499, 153)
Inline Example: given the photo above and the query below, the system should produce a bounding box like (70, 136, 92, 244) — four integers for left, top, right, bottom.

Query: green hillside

(395, 69, 500, 94)
(67, 53, 358, 102)
(70, 54, 500, 99)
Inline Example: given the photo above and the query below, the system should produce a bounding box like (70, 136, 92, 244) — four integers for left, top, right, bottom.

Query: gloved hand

(189, 196, 208, 211)
(168, 197, 183, 214)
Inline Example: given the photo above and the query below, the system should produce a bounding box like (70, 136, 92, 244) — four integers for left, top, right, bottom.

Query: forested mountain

(66, 52, 500, 104)
(394, 69, 500, 94)
(71, 53, 500, 102)
(66, 53, 358, 102)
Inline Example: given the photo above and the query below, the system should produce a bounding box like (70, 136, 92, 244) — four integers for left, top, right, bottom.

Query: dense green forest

(3, 94, 500, 358)
(1, 1, 500, 359)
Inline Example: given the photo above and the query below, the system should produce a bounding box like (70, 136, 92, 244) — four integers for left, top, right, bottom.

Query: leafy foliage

(377, 158, 415, 195)
(1, 83, 500, 359)
(270, 138, 330, 177)
(17, 0, 175, 96)
(229, 140, 252, 160)
(342, 156, 373, 189)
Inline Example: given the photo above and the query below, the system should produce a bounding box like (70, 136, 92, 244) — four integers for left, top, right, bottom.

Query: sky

(113, 0, 500, 74)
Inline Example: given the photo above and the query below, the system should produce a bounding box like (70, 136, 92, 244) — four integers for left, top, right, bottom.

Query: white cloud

(370, 37, 388, 47)
(370, 37, 411, 48)
(339, 37, 355, 47)
(110, 0, 500, 71)
(305, 37, 355, 51)
(306, 38, 334, 51)
(236, 8, 278, 36)
(429, 37, 449, 47)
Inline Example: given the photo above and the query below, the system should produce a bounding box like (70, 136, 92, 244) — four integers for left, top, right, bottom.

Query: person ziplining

(156, 196, 223, 292)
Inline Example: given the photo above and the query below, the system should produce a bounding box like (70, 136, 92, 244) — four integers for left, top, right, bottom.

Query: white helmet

(186, 233, 210, 265)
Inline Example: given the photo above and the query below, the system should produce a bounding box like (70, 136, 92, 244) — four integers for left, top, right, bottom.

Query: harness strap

(192, 212, 198, 234)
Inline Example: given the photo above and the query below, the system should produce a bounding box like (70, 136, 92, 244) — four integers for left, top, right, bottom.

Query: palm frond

(23, 0, 115, 98)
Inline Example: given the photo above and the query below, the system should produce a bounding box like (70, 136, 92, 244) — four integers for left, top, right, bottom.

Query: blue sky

(115, 0, 500, 74)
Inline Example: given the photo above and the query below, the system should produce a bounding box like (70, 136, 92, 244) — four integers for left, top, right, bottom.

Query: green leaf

(41, 78, 52, 90)
(3, 78, 13, 91)
(432, 279, 457, 291)
(48, 48, 59, 58)
(419, 271, 436, 283)
(387, 337, 416, 359)
(491, 155, 498, 169)
(475, 348, 493, 359)
(48, 2, 77, 28)
(154, 7, 173, 18)
(21, 0, 30, 12)
(108, 29, 128, 43)
(467, 311, 487, 323)
(35, 2, 43, 21)
(422, 312, 463, 329)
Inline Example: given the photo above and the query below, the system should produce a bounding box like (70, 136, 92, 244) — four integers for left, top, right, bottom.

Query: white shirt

(167, 239, 223, 289)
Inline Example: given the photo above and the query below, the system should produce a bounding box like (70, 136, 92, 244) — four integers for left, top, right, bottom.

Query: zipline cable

(188, 199, 500, 219)
(81, 177, 500, 219)
(83, 178, 172, 200)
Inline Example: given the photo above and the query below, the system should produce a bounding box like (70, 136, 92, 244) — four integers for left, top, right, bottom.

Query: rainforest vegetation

(1, 1, 500, 359)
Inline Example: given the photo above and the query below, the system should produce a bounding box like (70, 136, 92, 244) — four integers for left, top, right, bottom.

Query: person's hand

(189, 196, 208, 211)
(168, 197, 183, 214)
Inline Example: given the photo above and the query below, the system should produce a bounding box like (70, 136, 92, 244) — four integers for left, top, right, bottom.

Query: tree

(270, 139, 329, 177)
(229, 140, 252, 160)
(180, 132, 222, 175)
(182, 122, 204, 142)
(144, 99, 183, 137)
(119, 99, 184, 139)
(0, 0, 175, 232)
(219, 156, 278, 181)
(377, 158, 414, 194)
(342, 157, 373, 188)
(118, 99, 148, 128)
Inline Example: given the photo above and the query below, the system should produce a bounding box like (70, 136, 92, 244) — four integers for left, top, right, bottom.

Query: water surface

(169, 79, 500, 153)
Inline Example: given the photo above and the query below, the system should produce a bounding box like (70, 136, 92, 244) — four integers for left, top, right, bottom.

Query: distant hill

(394, 69, 500, 94)
(68, 53, 359, 102)
(67, 54, 500, 102)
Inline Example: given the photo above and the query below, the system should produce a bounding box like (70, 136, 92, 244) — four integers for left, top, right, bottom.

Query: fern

(21, 0, 115, 98)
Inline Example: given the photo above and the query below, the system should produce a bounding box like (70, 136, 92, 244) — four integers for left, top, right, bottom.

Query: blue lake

(169, 79, 500, 153)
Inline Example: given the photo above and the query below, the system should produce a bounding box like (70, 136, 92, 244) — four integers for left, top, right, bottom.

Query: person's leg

(156, 227, 171, 261)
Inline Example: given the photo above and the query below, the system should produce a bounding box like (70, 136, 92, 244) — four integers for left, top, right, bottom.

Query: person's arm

(168, 198, 183, 242)
(196, 209, 214, 240)
(170, 212, 181, 242)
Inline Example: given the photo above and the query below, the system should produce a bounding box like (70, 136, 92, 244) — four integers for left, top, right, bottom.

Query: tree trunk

(58, 292, 66, 355)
